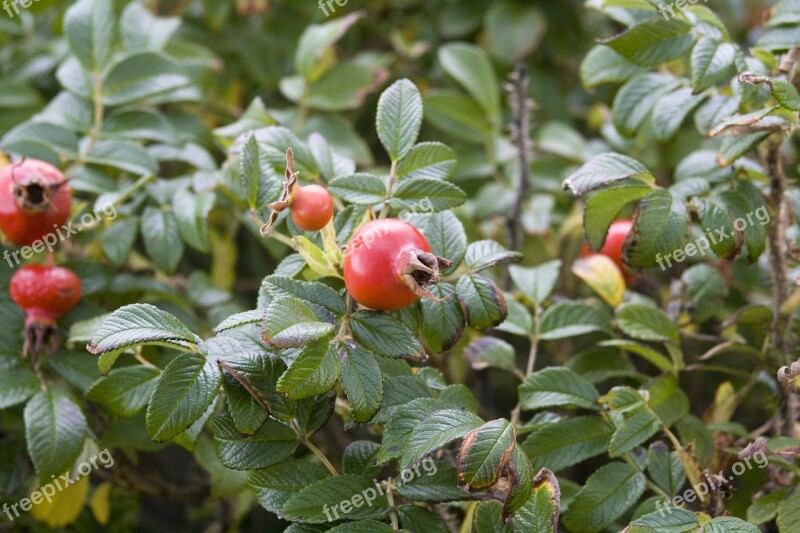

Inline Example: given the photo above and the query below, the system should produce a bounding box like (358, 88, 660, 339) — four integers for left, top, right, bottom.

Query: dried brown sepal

(260, 148, 299, 236)
(397, 249, 452, 302)
(23, 318, 60, 359)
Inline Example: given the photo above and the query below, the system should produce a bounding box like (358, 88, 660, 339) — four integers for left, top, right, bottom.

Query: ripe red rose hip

(582, 219, 633, 274)
(0, 159, 72, 246)
(10, 264, 81, 356)
(291, 184, 334, 232)
(343, 218, 452, 311)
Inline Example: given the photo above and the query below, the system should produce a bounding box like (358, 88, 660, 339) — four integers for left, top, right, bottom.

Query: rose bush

(1, 0, 800, 531)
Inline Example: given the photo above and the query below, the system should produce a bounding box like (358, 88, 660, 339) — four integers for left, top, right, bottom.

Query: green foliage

(1, 0, 800, 530)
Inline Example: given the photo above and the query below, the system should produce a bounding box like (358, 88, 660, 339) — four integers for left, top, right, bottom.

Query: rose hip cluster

(265, 149, 449, 312)
(0, 159, 81, 356)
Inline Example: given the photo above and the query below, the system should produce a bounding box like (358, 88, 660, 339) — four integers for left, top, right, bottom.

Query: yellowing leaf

(703, 381, 737, 425)
(572, 254, 625, 307)
(295, 236, 342, 279)
(30, 473, 89, 527)
(89, 481, 112, 525)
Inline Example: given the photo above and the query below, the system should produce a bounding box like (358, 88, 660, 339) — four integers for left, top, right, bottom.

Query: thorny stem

(291, 420, 339, 476)
(386, 482, 400, 531)
(505, 63, 533, 263)
(379, 160, 398, 219)
(765, 141, 797, 438)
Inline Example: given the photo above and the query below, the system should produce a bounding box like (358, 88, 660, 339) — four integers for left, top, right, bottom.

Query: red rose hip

(0, 159, 72, 246)
(343, 218, 451, 311)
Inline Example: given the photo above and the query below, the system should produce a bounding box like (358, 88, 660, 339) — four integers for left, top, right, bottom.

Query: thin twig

(504, 63, 534, 280)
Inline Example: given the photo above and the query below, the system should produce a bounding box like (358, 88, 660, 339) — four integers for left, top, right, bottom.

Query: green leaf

(377, 398, 447, 462)
(599, 386, 647, 414)
(756, 25, 800, 51)
(720, 182, 768, 262)
(423, 90, 493, 144)
(173, 189, 214, 253)
(617, 304, 679, 344)
(276, 340, 340, 400)
(694, 198, 740, 259)
(608, 410, 661, 457)
(0, 122, 79, 165)
(213, 310, 263, 333)
(519, 367, 599, 411)
(343, 441, 381, 476)
(64, 0, 113, 72)
(580, 45, 646, 88)
(510, 468, 561, 533)
(652, 87, 708, 141)
(648, 441, 686, 496)
(538, 301, 613, 340)
(140, 206, 184, 274)
(612, 73, 681, 137)
(508, 260, 561, 305)
(249, 460, 329, 515)
(294, 12, 364, 78)
(771, 79, 800, 110)
(340, 342, 383, 423)
(328, 521, 394, 532)
(86, 366, 160, 417)
(601, 17, 693, 67)
(624, 189, 690, 269)
(103, 52, 193, 106)
(399, 505, 449, 532)
(521, 416, 613, 472)
(464, 337, 517, 372)
(457, 418, 516, 490)
(584, 185, 651, 250)
(691, 38, 736, 92)
(305, 63, 381, 111)
(376, 79, 423, 161)
(351, 311, 423, 359)
(248, 126, 318, 176)
(718, 130, 772, 167)
(625, 507, 699, 532)
(219, 352, 296, 423)
(777, 488, 800, 532)
(701, 517, 760, 533)
(239, 134, 261, 209)
(260, 275, 346, 316)
(456, 275, 508, 330)
(747, 488, 787, 525)
(503, 447, 535, 517)
(646, 375, 689, 427)
(262, 297, 335, 348)
(562, 462, 646, 533)
(465, 240, 522, 273)
(120, 1, 180, 52)
(485, 2, 545, 62)
(0, 368, 40, 410)
(100, 217, 138, 266)
(420, 284, 465, 353)
(475, 501, 513, 533)
(328, 173, 387, 204)
(563, 153, 653, 197)
(395, 460, 472, 502)
(87, 303, 201, 359)
(396, 142, 457, 180)
(87, 139, 158, 174)
(282, 475, 390, 523)
(25, 387, 87, 481)
(146, 353, 221, 442)
(212, 412, 297, 470)
(438, 43, 500, 117)
(390, 177, 467, 212)
(400, 408, 484, 469)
